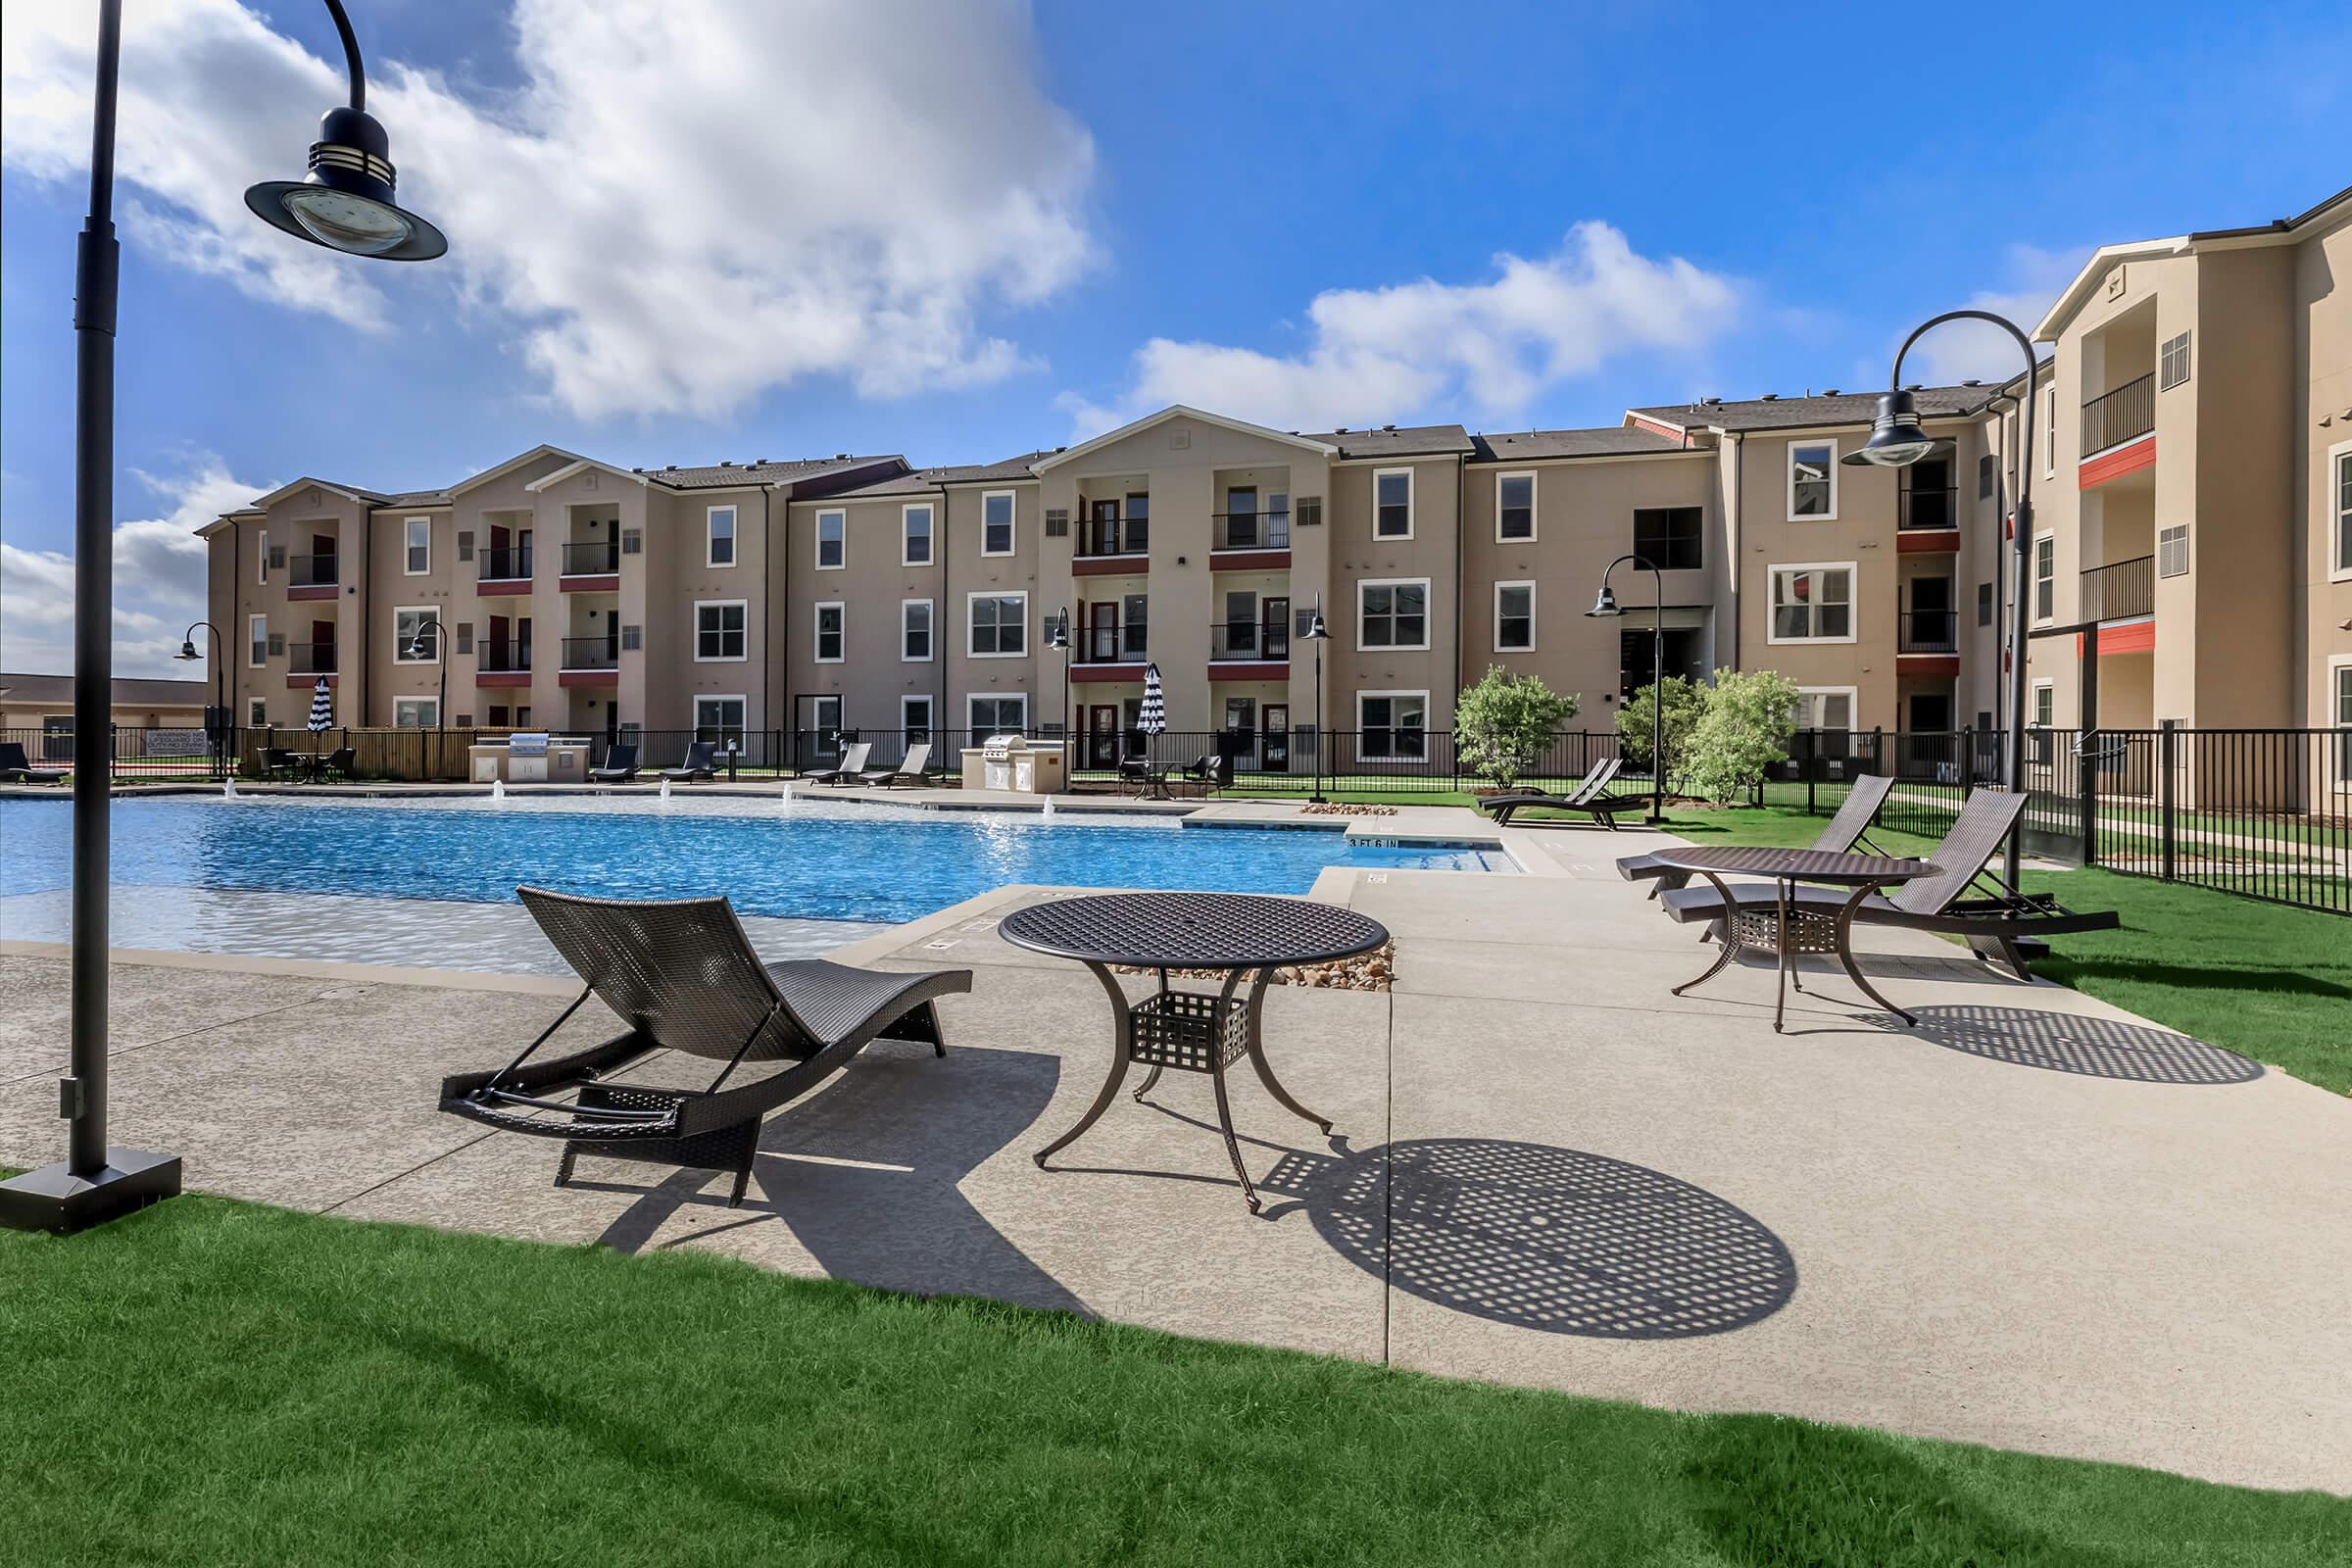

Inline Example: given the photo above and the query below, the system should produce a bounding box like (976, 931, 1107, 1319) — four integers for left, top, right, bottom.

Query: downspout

(1452, 454, 1465, 719)
(935, 477, 953, 742)
(762, 485, 775, 739)
(1728, 434, 1742, 673)
(361, 512, 372, 725)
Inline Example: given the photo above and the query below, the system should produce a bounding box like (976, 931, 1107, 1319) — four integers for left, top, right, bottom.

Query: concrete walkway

(3, 824, 2346, 1494)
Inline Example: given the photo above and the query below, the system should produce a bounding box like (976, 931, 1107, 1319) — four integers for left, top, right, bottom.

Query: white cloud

(1061, 222, 1740, 438)
(1, 0, 1096, 418)
(1903, 243, 2088, 386)
(1, 463, 265, 678)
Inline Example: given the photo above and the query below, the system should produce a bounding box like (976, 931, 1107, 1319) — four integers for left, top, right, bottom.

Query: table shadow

(1885, 1004, 2262, 1085)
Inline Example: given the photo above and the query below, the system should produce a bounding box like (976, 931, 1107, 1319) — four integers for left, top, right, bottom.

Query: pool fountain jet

(490, 778, 506, 804)
(221, 776, 238, 800)
(1041, 796, 1056, 823)
(659, 777, 673, 804)
(779, 780, 795, 810)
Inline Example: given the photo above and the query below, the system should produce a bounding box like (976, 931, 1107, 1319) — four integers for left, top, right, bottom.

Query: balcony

(478, 545, 533, 592)
(2081, 372, 2155, 459)
(560, 540, 620, 584)
(1897, 608, 1958, 654)
(1207, 620, 1291, 662)
(1896, 485, 1958, 531)
(287, 553, 338, 601)
(559, 634, 618, 674)
(285, 641, 337, 674)
(476, 643, 532, 687)
(1072, 516, 1149, 574)
(2082, 554, 2154, 623)
(1212, 512, 1290, 552)
(1073, 623, 1148, 669)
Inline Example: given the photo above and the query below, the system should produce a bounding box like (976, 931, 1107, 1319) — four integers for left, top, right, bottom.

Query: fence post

(1805, 729, 1817, 816)
(2158, 718, 2178, 883)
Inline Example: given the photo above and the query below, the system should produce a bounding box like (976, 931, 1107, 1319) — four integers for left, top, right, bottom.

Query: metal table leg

(1241, 966, 1332, 1134)
(1834, 881, 1918, 1026)
(1672, 869, 1745, 996)
(1774, 876, 1791, 1032)
(1032, 960, 1133, 1168)
(1204, 967, 1261, 1211)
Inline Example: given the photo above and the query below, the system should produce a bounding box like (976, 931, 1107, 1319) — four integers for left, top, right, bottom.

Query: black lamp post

(0, 0, 450, 1236)
(1300, 603, 1329, 804)
(1587, 554, 1668, 824)
(406, 616, 449, 779)
(175, 621, 227, 780)
(1844, 311, 2036, 894)
(1047, 607, 1071, 761)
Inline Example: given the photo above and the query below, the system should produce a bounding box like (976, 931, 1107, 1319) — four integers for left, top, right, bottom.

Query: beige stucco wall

(783, 488, 948, 738)
(1326, 455, 1462, 734)
(2296, 213, 2352, 732)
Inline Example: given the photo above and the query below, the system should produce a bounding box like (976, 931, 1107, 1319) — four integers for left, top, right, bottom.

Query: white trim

(2032, 236, 2192, 340)
(812, 600, 846, 664)
(1356, 576, 1432, 652)
(1764, 562, 1856, 645)
(900, 693, 935, 737)
(2029, 677, 2056, 729)
(2032, 530, 2057, 625)
(246, 697, 268, 727)
(248, 613, 268, 669)
(813, 508, 846, 571)
(965, 693, 1028, 731)
(256, 528, 269, 586)
(2328, 656, 2352, 786)
(393, 606, 440, 663)
(447, 443, 584, 497)
(966, 589, 1029, 658)
(1795, 686, 1857, 731)
(980, 490, 1017, 557)
(693, 598, 750, 662)
(901, 501, 935, 567)
(2328, 439, 2352, 582)
(393, 697, 439, 729)
(694, 694, 749, 742)
(900, 597, 934, 662)
(1372, 467, 1415, 540)
(706, 503, 738, 568)
(521, 457, 652, 493)
(402, 516, 431, 575)
(1493, 580, 1535, 653)
(2043, 381, 2058, 479)
(245, 475, 391, 511)
(1354, 689, 1431, 763)
(1785, 438, 1838, 521)
(1494, 470, 1537, 542)
(1031, 404, 1337, 472)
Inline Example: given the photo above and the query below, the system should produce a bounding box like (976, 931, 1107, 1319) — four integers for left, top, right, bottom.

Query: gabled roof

(1628, 385, 1992, 435)
(243, 475, 394, 511)
(2034, 183, 2350, 340)
(643, 454, 902, 490)
(446, 443, 587, 498)
(1299, 423, 1474, 461)
(523, 457, 654, 494)
(1470, 426, 1693, 462)
(1034, 406, 1338, 473)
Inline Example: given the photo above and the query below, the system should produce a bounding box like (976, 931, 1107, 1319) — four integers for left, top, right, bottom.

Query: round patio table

(1649, 847, 1938, 1033)
(1000, 892, 1388, 1213)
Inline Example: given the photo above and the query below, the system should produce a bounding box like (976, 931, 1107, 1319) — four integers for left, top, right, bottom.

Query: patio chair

(662, 741, 719, 782)
(0, 742, 68, 785)
(438, 887, 973, 1206)
(309, 746, 357, 784)
(862, 742, 935, 787)
(264, 747, 306, 782)
(1118, 758, 1173, 800)
(1476, 757, 1647, 829)
(1172, 754, 1233, 797)
(588, 743, 640, 783)
(800, 742, 871, 785)
(1617, 773, 1894, 898)
(1656, 787, 2119, 980)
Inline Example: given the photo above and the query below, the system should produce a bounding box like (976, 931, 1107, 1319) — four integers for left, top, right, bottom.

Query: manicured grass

(3, 1194, 2339, 1566)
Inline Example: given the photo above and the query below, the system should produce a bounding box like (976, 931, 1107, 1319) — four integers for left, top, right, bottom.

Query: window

(2332, 444, 2352, 579)
(2031, 680, 2055, 728)
(1787, 441, 1837, 519)
(247, 698, 268, 727)
(707, 505, 737, 567)
(404, 517, 430, 574)
(2033, 533, 2055, 622)
(1978, 453, 1995, 500)
(2158, 525, 2189, 579)
(2159, 330, 2191, 391)
(1495, 472, 1536, 541)
(696, 600, 748, 662)
(814, 510, 845, 570)
(457, 530, 475, 564)
(968, 591, 1027, 657)
(394, 607, 438, 662)
(901, 695, 934, 745)
(1357, 579, 1430, 650)
(1977, 581, 1993, 626)
(2043, 380, 2057, 478)
(1043, 510, 1068, 539)
(813, 602, 845, 663)
(1373, 469, 1413, 539)
(257, 529, 269, 584)
(620, 623, 642, 652)
(1357, 691, 1428, 760)
(1768, 564, 1853, 643)
(982, 491, 1016, 556)
(1795, 688, 1855, 732)
(394, 697, 439, 728)
(621, 527, 643, 556)
(249, 614, 269, 668)
(902, 598, 933, 662)
(2332, 659, 2352, 783)
(1634, 506, 1703, 571)
(969, 694, 1026, 734)
(1494, 582, 1534, 652)
(694, 696, 747, 750)
(903, 503, 933, 565)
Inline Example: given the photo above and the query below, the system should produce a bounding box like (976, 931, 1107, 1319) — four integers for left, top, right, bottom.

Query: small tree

(1684, 668, 1802, 805)
(1615, 675, 1705, 788)
(1453, 666, 1577, 791)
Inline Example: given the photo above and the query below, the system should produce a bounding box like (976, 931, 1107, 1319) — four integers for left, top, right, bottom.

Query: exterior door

(1262, 704, 1289, 772)
(1225, 487, 1257, 549)
(1263, 597, 1291, 659)
(1908, 577, 1953, 651)
(1089, 602, 1120, 662)
(1088, 705, 1120, 767)
(797, 695, 843, 764)
(1089, 499, 1120, 557)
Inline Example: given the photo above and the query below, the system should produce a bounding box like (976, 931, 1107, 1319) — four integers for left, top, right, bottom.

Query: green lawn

(3, 1194, 2341, 1566)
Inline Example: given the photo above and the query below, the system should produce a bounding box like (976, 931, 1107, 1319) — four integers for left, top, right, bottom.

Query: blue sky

(2, 0, 2347, 671)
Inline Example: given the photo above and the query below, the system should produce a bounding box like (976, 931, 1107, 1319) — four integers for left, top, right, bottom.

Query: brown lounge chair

(1616, 773, 1895, 897)
(1475, 756, 1648, 829)
(0, 742, 68, 784)
(662, 741, 719, 782)
(801, 742, 871, 785)
(860, 742, 936, 787)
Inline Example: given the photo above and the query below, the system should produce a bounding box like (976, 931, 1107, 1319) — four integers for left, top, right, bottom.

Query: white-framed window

(404, 516, 431, 574)
(2158, 525, 2189, 579)
(813, 602, 845, 663)
(1796, 687, 1856, 732)
(968, 693, 1026, 733)
(706, 505, 737, 567)
(694, 696, 748, 749)
(246, 697, 268, 727)
(248, 613, 269, 668)
(1373, 468, 1413, 539)
(901, 694, 934, 745)
(981, 491, 1016, 556)
(2043, 381, 2057, 478)
(2329, 656, 2352, 784)
(256, 529, 269, 585)
(814, 509, 845, 570)
(2031, 679, 2055, 729)
(695, 599, 748, 662)
(1787, 440, 1837, 520)
(968, 591, 1027, 657)
(902, 502, 934, 566)
(394, 697, 439, 728)
(1356, 578, 1430, 650)
(1767, 564, 1853, 643)
(2033, 532, 2056, 622)
(1495, 471, 1536, 542)
(1494, 581, 1534, 652)
(2330, 441, 2352, 580)
(1357, 690, 1429, 761)
(901, 598, 933, 662)
(394, 607, 438, 662)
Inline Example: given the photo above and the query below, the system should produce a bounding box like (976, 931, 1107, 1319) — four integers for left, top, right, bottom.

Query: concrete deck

(3, 827, 2345, 1494)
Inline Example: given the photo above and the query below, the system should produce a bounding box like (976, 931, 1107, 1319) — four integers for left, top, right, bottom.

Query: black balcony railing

(479, 545, 533, 581)
(560, 634, 618, 671)
(287, 553, 338, 587)
(1208, 621, 1291, 661)
(561, 540, 619, 575)
(1897, 608, 1958, 653)
(1074, 623, 1148, 663)
(2082, 554, 2154, 623)
(1212, 512, 1291, 552)
(2082, 372, 2155, 458)
(1075, 516, 1150, 558)
(1896, 486, 1957, 530)
(286, 641, 336, 673)
(477, 643, 533, 673)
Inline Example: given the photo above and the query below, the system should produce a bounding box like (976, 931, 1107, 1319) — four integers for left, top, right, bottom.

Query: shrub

(1683, 668, 1802, 805)
(1453, 666, 1577, 790)
(1615, 676, 1706, 786)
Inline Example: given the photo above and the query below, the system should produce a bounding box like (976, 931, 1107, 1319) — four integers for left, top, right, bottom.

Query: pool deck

(3, 812, 2347, 1495)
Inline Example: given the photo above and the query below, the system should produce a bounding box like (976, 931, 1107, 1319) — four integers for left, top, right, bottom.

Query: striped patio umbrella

(1138, 662, 1165, 734)
(306, 676, 333, 738)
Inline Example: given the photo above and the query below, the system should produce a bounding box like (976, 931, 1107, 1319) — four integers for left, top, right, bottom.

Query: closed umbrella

(1135, 662, 1166, 783)
(306, 675, 333, 776)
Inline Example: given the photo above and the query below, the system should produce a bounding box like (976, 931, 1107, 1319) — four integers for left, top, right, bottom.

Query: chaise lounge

(1475, 756, 1650, 829)
(662, 741, 720, 783)
(0, 742, 68, 785)
(1617, 773, 1894, 897)
(801, 742, 870, 785)
(588, 743, 640, 783)
(438, 887, 974, 1206)
(859, 742, 935, 787)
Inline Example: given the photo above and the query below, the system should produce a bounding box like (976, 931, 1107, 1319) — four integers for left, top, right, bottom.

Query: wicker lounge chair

(800, 742, 870, 785)
(1656, 787, 2118, 980)
(662, 741, 719, 782)
(439, 887, 973, 1205)
(861, 742, 934, 787)
(0, 742, 68, 784)
(1617, 773, 1894, 897)
(1476, 757, 1648, 829)
(588, 743, 640, 783)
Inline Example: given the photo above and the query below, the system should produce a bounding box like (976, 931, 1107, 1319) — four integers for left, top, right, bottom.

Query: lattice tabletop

(1000, 892, 1388, 971)
(1650, 846, 1937, 886)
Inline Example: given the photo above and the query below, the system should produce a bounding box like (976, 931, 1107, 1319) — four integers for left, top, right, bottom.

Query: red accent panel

(2076, 618, 2156, 656)
(287, 584, 338, 602)
(475, 671, 532, 688)
(1071, 557, 1147, 577)
(285, 673, 337, 689)
(1070, 663, 1145, 684)
(478, 579, 532, 596)
(1207, 662, 1290, 681)
(559, 669, 618, 687)
(559, 573, 620, 593)
(1628, 415, 1685, 441)
(2078, 434, 2154, 490)
(1895, 655, 1961, 678)
(1209, 549, 1290, 571)
(1895, 529, 1961, 555)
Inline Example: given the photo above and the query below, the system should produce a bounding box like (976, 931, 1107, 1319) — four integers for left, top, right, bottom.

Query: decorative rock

(1300, 803, 1397, 817)
(1110, 940, 1396, 994)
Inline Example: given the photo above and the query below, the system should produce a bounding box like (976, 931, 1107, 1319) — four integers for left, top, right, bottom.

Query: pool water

(0, 799, 1507, 927)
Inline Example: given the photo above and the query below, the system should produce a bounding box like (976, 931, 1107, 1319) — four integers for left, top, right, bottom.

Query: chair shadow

(1885, 1004, 2262, 1085)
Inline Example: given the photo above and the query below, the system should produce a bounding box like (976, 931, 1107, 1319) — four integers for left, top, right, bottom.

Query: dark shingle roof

(1470, 426, 1691, 462)
(640, 455, 900, 489)
(376, 488, 453, 507)
(1629, 385, 1994, 434)
(815, 453, 1051, 500)
(1298, 424, 1474, 460)
(0, 672, 212, 707)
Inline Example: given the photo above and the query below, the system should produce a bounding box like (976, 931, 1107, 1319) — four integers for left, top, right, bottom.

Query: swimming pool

(0, 798, 1509, 928)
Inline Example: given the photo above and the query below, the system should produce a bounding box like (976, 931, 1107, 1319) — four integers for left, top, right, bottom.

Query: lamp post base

(0, 1148, 182, 1236)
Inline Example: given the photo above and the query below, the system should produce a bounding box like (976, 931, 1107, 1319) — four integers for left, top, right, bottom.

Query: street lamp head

(1302, 610, 1328, 642)
(1046, 610, 1070, 652)
(175, 639, 201, 662)
(246, 105, 447, 261)
(1585, 583, 1624, 617)
(1843, 388, 1940, 467)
